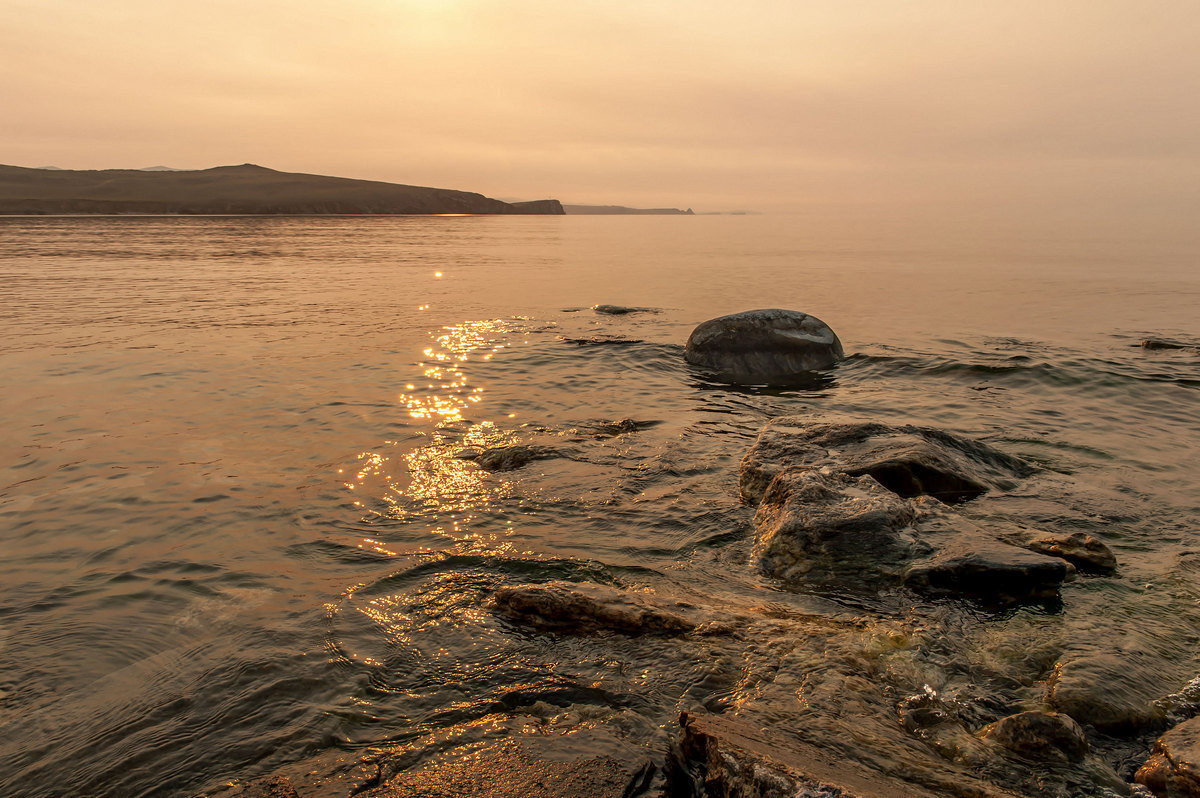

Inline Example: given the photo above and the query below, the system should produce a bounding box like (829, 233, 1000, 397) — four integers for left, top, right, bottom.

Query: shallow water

(0, 215, 1198, 796)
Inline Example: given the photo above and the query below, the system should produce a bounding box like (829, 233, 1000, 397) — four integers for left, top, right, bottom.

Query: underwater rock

(1136, 716, 1200, 797)
(1141, 338, 1196, 351)
(751, 468, 925, 584)
(905, 538, 1075, 603)
(467, 444, 560, 472)
(739, 417, 1034, 505)
(683, 308, 844, 385)
(979, 711, 1089, 763)
(1023, 531, 1117, 574)
(491, 581, 695, 636)
(1045, 651, 1168, 733)
(231, 776, 301, 798)
(361, 739, 651, 798)
(672, 710, 1006, 798)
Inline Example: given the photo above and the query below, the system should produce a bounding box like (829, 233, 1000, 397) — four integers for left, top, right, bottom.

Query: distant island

(563, 204, 693, 215)
(0, 164, 564, 215)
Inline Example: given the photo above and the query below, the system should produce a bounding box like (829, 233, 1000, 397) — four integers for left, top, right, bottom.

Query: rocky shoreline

(208, 310, 1196, 798)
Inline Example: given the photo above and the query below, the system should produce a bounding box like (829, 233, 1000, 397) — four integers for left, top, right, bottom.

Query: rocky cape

(0, 164, 564, 215)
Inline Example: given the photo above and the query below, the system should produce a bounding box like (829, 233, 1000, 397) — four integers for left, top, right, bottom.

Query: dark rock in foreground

(1137, 716, 1200, 797)
(905, 537, 1076, 602)
(491, 581, 696, 636)
(740, 417, 1033, 505)
(684, 309, 844, 385)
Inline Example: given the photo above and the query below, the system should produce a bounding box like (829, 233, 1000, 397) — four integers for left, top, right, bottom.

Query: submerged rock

(740, 417, 1033, 505)
(752, 469, 925, 583)
(491, 581, 695, 636)
(1137, 717, 1200, 797)
(1142, 338, 1197, 351)
(466, 444, 560, 472)
(592, 304, 658, 315)
(683, 308, 844, 385)
(905, 538, 1075, 603)
(1045, 651, 1168, 733)
(1023, 531, 1117, 574)
(979, 711, 1089, 763)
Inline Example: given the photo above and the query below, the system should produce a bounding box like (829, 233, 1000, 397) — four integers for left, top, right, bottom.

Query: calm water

(0, 215, 1198, 796)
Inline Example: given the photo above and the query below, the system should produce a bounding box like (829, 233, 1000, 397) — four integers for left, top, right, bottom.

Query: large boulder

(683, 308, 844, 385)
(904, 538, 1076, 603)
(740, 417, 1033, 505)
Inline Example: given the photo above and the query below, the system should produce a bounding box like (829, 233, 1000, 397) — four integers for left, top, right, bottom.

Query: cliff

(0, 164, 565, 215)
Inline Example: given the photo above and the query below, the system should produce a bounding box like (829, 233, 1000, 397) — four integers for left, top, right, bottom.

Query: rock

(979, 711, 1089, 763)
(905, 538, 1075, 603)
(1136, 716, 1200, 797)
(1142, 338, 1196, 351)
(592, 304, 657, 315)
(468, 444, 560, 472)
(1023, 531, 1117, 574)
(739, 417, 1034, 505)
(671, 710, 1007, 798)
(683, 308, 844, 385)
(490, 581, 695, 636)
(232, 776, 301, 798)
(1045, 651, 1168, 733)
(751, 469, 925, 584)
(590, 418, 658, 437)
(362, 739, 651, 798)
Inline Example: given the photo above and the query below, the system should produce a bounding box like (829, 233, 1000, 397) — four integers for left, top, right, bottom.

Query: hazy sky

(2, 0, 1198, 215)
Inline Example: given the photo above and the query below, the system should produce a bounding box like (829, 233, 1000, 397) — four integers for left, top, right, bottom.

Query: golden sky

(2, 0, 1197, 215)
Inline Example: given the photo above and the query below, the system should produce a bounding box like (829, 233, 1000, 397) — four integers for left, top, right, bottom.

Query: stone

(751, 468, 924, 584)
(683, 308, 844, 385)
(1142, 338, 1196, 351)
(1045, 651, 1168, 733)
(671, 710, 1009, 798)
(905, 539, 1075, 603)
(232, 776, 301, 798)
(592, 304, 657, 315)
(490, 581, 695, 636)
(1136, 716, 1200, 797)
(739, 417, 1034, 505)
(1023, 531, 1117, 574)
(979, 711, 1089, 763)
(468, 444, 559, 472)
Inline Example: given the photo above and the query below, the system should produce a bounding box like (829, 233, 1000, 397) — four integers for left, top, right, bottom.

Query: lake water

(1, 215, 1198, 796)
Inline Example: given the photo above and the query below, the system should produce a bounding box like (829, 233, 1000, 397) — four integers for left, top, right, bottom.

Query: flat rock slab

(491, 581, 696, 636)
(1137, 716, 1200, 797)
(673, 711, 1015, 798)
(684, 308, 844, 385)
(740, 417, 1033, 505)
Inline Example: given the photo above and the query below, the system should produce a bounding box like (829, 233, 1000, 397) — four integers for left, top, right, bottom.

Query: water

(0, 215, 1197, 796)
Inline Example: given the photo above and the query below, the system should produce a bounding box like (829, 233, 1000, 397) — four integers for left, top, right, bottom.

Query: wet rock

(905, 538, 1075, 603)
(896, 690, 994, 766)
(591, 304, 657, 315)
(590, 418, 659, 437)
(1023, 531, 1117, 574)
(751, 468, 925, 584)
(672, 710, 1006, 798)
(468, 444, 560, 472)
(979, 711, 1089, 763)
(683, 308, 844, 385)
(1136, 716, 1200, 797)
(363, 739, 652, 798)
(1142, 338, 1197, 351)
(740, 417, 1033, 505)
(1045, 651, 1168, 733)
(231, 776, 301, 798)
(491, 581, 695, 636)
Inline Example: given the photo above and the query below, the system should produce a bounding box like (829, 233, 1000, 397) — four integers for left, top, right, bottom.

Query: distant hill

(563, 204, 693, 215)
(0, 164, 564, 215)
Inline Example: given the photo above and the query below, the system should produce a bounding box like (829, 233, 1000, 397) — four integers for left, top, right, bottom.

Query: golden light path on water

(330, 318, 550, 672)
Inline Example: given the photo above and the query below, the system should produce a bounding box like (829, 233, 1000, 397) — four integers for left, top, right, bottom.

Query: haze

(2, 0, 1197, 227)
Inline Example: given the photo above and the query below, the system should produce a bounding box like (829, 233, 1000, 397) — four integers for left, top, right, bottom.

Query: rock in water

(684, 308, 844, 385)
(1137, 716, 1200, 797)
(491, 581, 695, 636)
(1045, 650, 1168, 733)
(904, 538, 1076, 603)
(979, 711, 1089, 763)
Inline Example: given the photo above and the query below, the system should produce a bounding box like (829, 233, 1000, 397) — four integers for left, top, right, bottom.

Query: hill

(0, 164, 564, 215)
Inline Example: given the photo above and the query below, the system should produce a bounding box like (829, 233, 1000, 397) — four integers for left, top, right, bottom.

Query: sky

(2, 0, 1198, 217)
